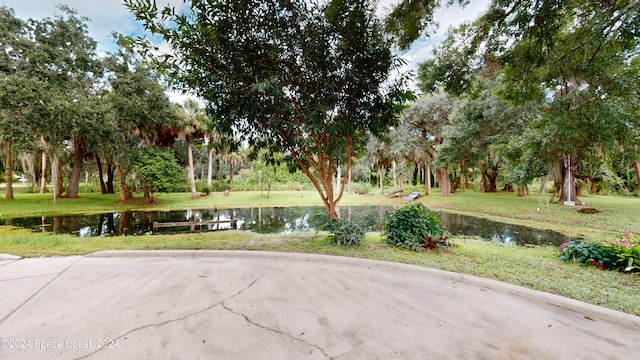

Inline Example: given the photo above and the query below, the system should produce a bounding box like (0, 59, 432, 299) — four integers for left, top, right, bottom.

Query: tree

(126, 0, 412, 219)
(384, 0, 470, 50)
(425, 0, 640, 204)
(105, 38, 177, 201)
(134, 147, 185, 202)
(181, 99, 206, 198)
(27, 6, 105, 199)
(0, 7, 37, 199)
(403, 92, 454, 196)
(360, 135, 392, 194)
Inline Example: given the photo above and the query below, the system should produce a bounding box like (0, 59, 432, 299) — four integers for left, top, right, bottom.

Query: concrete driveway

(1, 251, 639, 359)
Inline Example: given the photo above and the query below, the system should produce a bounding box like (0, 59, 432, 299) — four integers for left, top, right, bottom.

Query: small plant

(383, 203, 450, 252)
(351, 182, 371, 195)
(556, 233, 640, 272)
(198, 183, 211, 196)
(556, 241, 618, 270)
(617, 246, 640, 272)
(324, 220, 365, 247)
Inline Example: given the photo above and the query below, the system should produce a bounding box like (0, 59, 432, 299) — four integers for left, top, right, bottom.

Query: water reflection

(0, 205, 568, 246)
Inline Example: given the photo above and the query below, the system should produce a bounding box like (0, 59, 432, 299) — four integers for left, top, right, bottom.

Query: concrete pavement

(0, 250, 639, 359)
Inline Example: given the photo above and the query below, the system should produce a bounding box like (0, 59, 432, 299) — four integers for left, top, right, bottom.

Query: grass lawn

(1, 188, 639, 316)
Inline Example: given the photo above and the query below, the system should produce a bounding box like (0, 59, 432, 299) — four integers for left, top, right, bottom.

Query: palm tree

(182, 99, 206, 198)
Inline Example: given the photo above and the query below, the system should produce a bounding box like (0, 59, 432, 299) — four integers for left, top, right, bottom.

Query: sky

(2, 0, 490, 98)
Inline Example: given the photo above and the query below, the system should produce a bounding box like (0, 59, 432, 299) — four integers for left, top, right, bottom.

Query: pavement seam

(0, 259, 21, 267)
(72, 276, 266, 360)
(0, 257, 81, 325)
(0, 273, 65, 282)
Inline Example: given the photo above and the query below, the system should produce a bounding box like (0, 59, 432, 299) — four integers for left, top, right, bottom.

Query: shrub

(325, 220, 365, 247)
(556, 242, 619, 270)
(383, 203, 450, 251)
(556, 235, 640, 272)
(617, 246, 640, 272)
(351, 182, 371, 195)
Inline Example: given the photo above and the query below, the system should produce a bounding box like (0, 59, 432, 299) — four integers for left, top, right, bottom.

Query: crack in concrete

(73, 276, 265, 360)
(221, 301, 332, 359)
(0, 258, 81, 325)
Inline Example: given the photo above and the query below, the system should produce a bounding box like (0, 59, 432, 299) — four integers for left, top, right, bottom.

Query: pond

(0, 205, 570, 246)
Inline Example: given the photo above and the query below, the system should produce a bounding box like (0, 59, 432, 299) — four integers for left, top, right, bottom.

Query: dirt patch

(578, 208, 601, 214)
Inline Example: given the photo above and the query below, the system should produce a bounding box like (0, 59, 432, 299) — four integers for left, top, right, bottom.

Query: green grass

(1, 188, 639, 316)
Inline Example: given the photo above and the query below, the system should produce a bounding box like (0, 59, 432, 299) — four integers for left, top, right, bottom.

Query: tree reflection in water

(1, 206, 569, 246)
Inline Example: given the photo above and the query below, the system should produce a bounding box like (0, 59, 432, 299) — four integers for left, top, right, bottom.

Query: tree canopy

(415, 0, 640, 202)
(126, 0, 413, 218)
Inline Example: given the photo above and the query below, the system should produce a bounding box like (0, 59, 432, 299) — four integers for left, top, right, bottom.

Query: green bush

(325, 220, 365, 247)
(556, 238, 640, 272)
(556, 241, 619, 270)
(383, 203, 450, 252)
(351, 182, 371, 195)
(617, 246, 640, 272)
(195, 180, 211, 195)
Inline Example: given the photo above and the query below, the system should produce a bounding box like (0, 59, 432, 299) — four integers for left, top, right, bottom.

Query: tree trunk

(117, 165, 131, 201)
(40, 150, 47, 193)
(425, 163, 430, 195)
(634, 161, 640, 191)
(336, 165, 342, 192)
(379, 167, 384, 194)
(65, 137, 83, 198)
(143, 185, 152, 202)
(51, 153, 62, 200)
(438, 168, 450, 197)
(487, 173, 498, 192)
(347, 164, 352, 193)
(459, 158, 467, 190)
(577, 179, 586, 197)
(96, 154, 108, 194)
(392, 160, 397, 188)
(106, 159, 115, 194)
(266, 175, 272, 198)
(19, 152, 36, 187)
(216, 149, 221, 186)
(229, 160, 234, 188)
(5, 142, 14, 200)
(482, 165, 499, 192)
(187, 136, 197, 198)
(517, 186, 525, 197)
(207, 148, 213, 187)
(559, 154, 581, 204)
(451, 170, 459, 194)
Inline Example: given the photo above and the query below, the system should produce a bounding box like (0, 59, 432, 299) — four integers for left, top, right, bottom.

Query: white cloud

(2, 0, 188, 53)
(3, 0, 489, 99)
